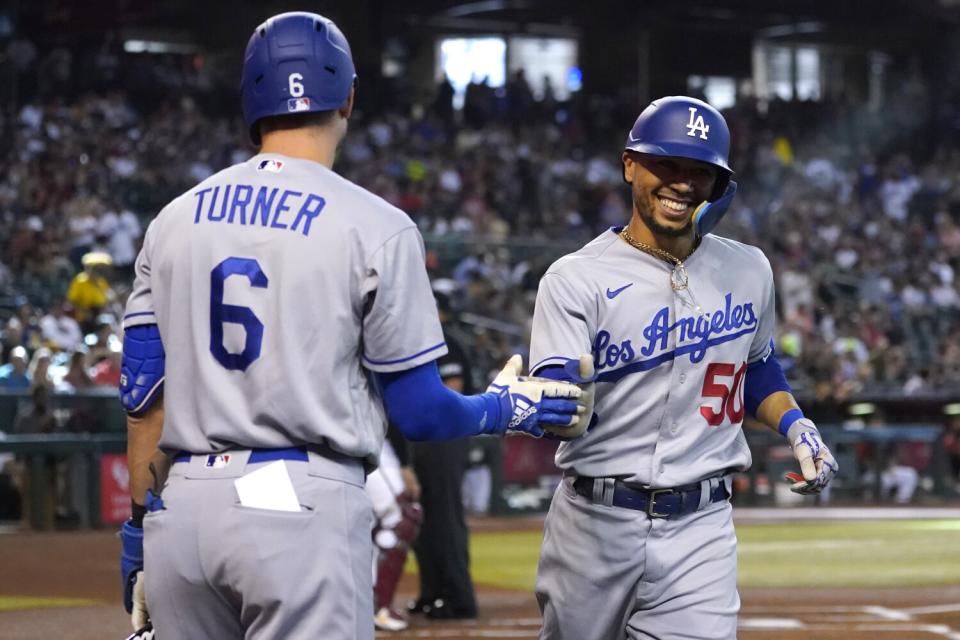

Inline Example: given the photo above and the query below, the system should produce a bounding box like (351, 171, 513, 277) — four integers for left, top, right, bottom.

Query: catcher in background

(528, 96, 838, 640)
(367, 428, 422, 632)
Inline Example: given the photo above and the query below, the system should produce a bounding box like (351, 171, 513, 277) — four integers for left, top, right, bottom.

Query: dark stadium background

(0, 3, 959, 638)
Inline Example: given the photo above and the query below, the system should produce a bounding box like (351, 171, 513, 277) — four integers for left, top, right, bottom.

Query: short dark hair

(257, 110, 338, 141)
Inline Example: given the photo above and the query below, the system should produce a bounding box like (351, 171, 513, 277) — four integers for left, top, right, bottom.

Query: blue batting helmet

(624, 96, 733, 200)
(240, 12, 357, 145)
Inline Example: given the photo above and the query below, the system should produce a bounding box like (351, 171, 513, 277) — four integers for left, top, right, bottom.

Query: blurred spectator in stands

(779, 256, 815, 318)
(59, 349, 100, 433)
(0, 346, 31, 390)
(3, 297, 41, 359)
(860, 410, 922, 503)
(66, 251, 115, 332)
(903, 367, 933, 396)
(463, 76, 494, 128)
(432, 76, 455, 126)
(11, 383, 82, 527)
(944, 415, 960, 488)
(84, 314, 119, 366)
(873, 344, 910, 389)
(0, 260, 11, 292)
(13, 384, 56, 434)
(26, 348, 53, 391)
(879, 444, 921, 504)
(506, 69, 534, 125)
(539, 75, 556, 119)
(59, 349, 93, 393)
(39, 300, 83, 352)
(7, 34, 37, 101)
(66, 197, 101, 269)
(91, 340, 122, 388)
(37, 47, 73, 99)
(881, 155, 920, 222)
(96, 200, 141, 280)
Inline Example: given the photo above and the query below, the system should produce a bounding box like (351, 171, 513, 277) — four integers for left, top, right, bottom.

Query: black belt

(173, 447, 308, 465)
(572, 475, 729, 519)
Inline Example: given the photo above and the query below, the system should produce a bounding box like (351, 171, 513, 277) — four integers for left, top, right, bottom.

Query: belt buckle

(646, 488, 674, 518)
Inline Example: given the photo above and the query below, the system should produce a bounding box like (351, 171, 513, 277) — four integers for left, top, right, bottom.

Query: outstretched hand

(486, 355, 584, 438)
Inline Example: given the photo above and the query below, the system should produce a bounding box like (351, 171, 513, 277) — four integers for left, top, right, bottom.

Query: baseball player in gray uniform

(529, 96, 838, 640)
(116, 12, 588, 640)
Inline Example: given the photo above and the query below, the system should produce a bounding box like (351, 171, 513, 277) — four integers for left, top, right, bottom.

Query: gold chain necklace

(619, 228, 692, 291)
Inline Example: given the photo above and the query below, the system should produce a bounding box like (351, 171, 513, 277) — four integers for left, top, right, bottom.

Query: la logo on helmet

(685, 107, 710, 140)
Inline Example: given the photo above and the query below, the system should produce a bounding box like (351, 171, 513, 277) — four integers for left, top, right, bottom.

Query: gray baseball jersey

(531, 227, 775, 640)
(530, 228, 774, 487)
(123, 153, 446, 466)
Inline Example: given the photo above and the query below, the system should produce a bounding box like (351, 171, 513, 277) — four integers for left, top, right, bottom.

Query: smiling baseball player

(116, 12, 587, 640)
(529, 96, 838, 640)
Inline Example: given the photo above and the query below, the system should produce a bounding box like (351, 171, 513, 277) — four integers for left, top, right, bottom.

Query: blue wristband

(778, 408, 805, 437)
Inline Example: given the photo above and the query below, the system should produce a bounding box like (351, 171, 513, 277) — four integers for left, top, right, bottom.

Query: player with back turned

(528, 96, 838, 640)
(116, 12, 590, 640)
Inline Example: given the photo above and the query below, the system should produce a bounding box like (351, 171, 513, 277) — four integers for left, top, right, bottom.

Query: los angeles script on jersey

(594, 293, 757, 374)
(192, 183, 326, 237)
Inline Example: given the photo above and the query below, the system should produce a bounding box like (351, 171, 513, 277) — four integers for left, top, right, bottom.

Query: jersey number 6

(699, 361, 747, 426)
(210, 257, 269, 371)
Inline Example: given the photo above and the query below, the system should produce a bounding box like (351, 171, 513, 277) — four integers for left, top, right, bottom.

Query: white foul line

(861, 606, 913, 621)
(903, 603, 960, 616)
(738, 617, 805, 629)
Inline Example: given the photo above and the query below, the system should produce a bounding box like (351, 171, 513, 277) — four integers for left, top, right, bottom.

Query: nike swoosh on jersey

(606, 283, 634, 299)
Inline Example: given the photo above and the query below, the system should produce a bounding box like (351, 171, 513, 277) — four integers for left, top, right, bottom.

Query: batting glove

(130, 571, 150, 631)
(486, 355, 584, 438)
(120, 517, 151, 632)
(784, 418, 839, 495)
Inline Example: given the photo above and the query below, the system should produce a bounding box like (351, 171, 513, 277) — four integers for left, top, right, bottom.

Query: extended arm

(377, 356, 585, 440)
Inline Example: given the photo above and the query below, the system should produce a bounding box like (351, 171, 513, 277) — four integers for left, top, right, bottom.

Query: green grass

(0, 596, 102, 611)
(737, 520, 960, 587)
(412, 520, 960, 591)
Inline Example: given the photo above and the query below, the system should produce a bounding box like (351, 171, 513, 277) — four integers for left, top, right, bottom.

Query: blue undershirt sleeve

(744, 349, 792, 418)
(376, 361, 503, 440)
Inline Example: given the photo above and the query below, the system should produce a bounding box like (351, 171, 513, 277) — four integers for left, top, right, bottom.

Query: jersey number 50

(210, 257, 269, 371)
(699, 361, 747, 426)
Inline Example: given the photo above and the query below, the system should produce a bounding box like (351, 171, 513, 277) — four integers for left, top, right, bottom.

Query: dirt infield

(1, 524, 959, 639)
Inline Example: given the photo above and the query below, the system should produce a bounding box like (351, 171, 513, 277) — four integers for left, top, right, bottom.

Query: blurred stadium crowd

(1, 40, 960, 424)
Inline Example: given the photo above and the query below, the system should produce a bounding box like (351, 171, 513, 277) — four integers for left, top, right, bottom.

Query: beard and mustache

(632, 187, 694, 238)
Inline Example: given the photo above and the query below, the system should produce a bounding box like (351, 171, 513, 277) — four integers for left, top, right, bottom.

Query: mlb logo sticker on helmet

(288, 97, 311, 112)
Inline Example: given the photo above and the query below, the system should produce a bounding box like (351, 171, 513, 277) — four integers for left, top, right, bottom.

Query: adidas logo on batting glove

(486, 355, 584, 438)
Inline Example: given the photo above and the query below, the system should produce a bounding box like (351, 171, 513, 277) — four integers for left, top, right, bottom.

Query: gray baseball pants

(536, 475, 739, 640)
(143, 449, 374, 639)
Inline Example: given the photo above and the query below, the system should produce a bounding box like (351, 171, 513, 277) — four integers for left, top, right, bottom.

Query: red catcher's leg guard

(374, 495, 423, 610)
